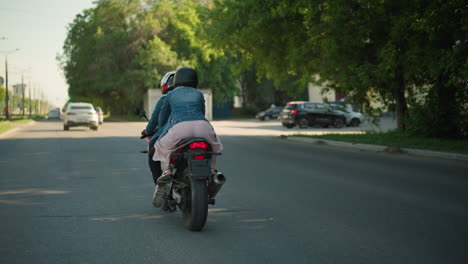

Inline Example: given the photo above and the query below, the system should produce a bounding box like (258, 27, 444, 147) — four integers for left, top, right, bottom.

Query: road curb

(0, 120, 36, 139)
(285, 136, 468, 161)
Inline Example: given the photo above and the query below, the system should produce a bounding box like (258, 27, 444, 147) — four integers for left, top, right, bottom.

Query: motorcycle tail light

(291, 109, 298, 114)
(189, 142, 208, 149)
(194, 155, 205, 159)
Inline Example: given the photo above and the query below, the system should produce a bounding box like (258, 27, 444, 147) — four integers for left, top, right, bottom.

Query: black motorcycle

(141, 123, 225, 231)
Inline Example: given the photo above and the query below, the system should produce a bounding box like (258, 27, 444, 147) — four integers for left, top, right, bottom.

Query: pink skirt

(153, 120, 223, 166)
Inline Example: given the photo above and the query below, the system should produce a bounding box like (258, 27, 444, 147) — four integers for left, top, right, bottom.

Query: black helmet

(173, 67, 198, 88)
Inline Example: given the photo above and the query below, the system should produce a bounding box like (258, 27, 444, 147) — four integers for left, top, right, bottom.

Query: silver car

(47, 108, 61, 120)
(94, 106, 104, 124)
(329, 104, 364, 127)
(63, 103, 99, 131)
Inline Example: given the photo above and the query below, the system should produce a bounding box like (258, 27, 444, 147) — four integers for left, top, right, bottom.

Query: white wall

(308, 81, 335, 102)
(143, 89, 162, 119)
(144, 88, 213, 121)
(200, 89, 213, 121)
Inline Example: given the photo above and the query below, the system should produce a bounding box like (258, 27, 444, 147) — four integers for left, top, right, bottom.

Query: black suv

(280, 101, 346, 128)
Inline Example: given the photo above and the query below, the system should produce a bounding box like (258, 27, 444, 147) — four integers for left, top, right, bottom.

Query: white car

(94, 106, 104, 124)
(63, 102, 99, 131)
(329, 104, 364, 127)
(47, 108, 61, 120)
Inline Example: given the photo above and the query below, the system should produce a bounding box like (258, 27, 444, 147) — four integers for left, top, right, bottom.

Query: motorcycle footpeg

(167, 199, 178, 206)
(162, 199, 177, 212)
(208, 198, 215, 205)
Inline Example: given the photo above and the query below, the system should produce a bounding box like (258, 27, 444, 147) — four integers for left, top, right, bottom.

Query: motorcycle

(140, 114, 225, 231)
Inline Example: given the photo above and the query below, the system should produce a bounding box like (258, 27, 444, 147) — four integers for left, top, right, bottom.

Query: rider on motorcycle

(141, 71, 175, 186)
(151, 66, 223, 207)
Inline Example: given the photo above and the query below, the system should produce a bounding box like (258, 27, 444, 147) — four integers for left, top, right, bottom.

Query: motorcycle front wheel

(181, 167, 208, 231)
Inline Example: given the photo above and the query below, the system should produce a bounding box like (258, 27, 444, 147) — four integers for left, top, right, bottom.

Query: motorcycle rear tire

(181, 168, 208, 231)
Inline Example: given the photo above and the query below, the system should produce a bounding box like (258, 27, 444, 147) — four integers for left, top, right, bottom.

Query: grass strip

(0, 119, 32, 134)
(0, 122, 14, 134)
(11, 119, 33, 124)
(294, 131, 468, 153)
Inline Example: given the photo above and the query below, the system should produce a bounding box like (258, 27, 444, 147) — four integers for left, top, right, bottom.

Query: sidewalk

(286, 136, 468, 161)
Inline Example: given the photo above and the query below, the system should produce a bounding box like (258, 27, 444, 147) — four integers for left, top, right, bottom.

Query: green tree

(0, 86, 5, 105)
(208, 0, 466, 137)
(59, 0, 177, 114)
(159, 0, 238, 104)
(59, 0, 239, 113)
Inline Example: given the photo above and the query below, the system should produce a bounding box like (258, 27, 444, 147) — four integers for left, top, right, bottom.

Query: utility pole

(28, 80, 31, 117)
(21, 74, 25, 117)
(38, 89, 41, 115)
(39, 89, 43, 115)
(5, 57, 9, 119)
(1, 49, 19, 120)
(34, 86, 37, 115)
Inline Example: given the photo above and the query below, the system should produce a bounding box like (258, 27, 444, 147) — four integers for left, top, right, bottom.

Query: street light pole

(2, 49, 19, 120)
(29, 80, 32, 117)
(5, 57, 9, 119)
(21, 73, 25, 117)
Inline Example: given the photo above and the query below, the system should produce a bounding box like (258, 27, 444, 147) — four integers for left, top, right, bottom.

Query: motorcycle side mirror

(133, 107, 149, 121)
(132, 107, 146, 117)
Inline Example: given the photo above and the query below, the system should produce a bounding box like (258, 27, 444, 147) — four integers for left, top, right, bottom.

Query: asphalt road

(0, 120, 467, 264)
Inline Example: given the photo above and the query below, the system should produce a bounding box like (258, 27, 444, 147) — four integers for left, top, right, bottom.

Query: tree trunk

(392, 88, 408, 130)
(435, 74, 458, 138)
(392, 64, 408, 130)
(239, 69, 258, 111)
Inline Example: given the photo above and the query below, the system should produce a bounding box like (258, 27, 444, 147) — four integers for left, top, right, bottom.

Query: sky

(0, 0, 95, 107)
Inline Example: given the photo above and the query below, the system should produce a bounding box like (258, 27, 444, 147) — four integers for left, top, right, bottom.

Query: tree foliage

(59, 0, 237, 114)
(60, 0, 467, 138)
(0, 86, 5, 105)
(208, 0, 466, 137)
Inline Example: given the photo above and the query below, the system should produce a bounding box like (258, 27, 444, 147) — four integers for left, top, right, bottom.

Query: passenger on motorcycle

(141, 71, 175, 186)
(152, 66, 223, 207)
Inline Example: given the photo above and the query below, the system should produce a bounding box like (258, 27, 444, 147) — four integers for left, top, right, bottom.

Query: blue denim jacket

(145, 95, 167, 147)
(157, 86, 206, 139)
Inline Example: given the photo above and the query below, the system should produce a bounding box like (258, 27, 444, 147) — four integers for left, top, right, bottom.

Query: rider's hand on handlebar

(140, 129, 148, 139)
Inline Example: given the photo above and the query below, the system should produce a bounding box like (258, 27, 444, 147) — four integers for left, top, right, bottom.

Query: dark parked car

(256, 106, 284, 121)
(280, 101, 346, 128)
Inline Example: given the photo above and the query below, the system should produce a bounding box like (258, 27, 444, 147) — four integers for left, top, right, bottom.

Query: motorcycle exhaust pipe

(208, 172, 226, 198)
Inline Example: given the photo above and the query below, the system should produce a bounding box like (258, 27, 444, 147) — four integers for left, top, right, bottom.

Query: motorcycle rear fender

(189, 158, 211, 179)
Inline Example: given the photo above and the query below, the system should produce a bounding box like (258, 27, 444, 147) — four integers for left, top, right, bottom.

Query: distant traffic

(47, 103, 104, 131)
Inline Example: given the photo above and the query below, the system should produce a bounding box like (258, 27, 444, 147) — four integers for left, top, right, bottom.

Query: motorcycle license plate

(189, 159, 211, 179)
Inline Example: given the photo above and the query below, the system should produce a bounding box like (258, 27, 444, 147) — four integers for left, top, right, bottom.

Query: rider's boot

(152, 169, 172, 207)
